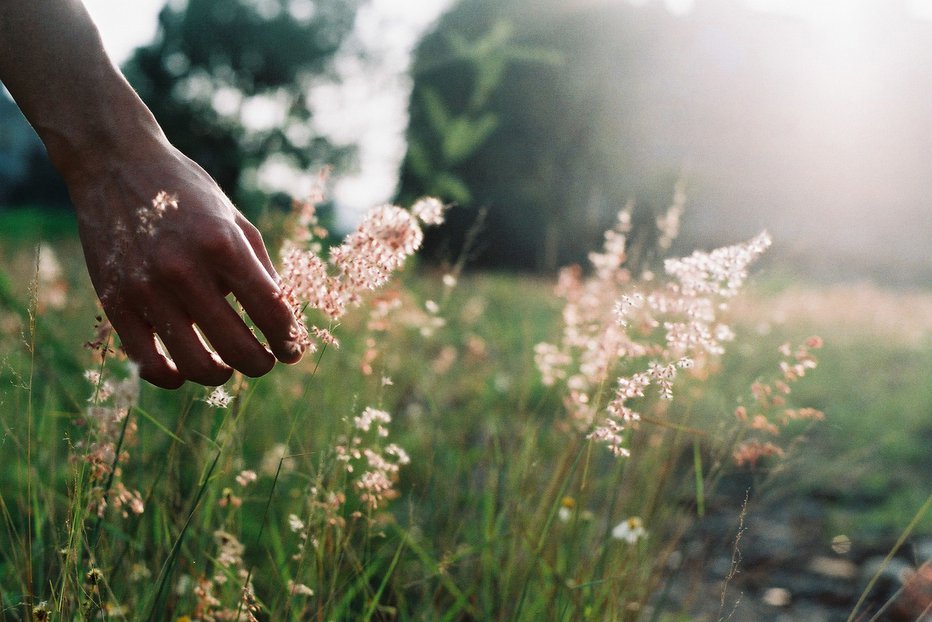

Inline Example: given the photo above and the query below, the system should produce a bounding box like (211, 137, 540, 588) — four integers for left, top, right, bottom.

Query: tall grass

(0, 202, 929, 620)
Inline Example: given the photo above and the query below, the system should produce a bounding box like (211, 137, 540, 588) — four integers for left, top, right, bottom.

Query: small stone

(762, 587, 792, 607)
(808, 556, 858, 580)
(831, 534, 852, 555)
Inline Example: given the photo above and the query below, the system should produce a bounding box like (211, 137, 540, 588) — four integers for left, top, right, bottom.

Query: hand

(69, 137, 306, 388)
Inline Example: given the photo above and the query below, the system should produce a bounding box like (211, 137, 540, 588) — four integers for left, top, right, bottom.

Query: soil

(651, 489, 932, 621)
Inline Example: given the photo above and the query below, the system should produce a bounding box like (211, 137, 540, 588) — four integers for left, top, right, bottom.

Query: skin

(0, 0, 306, 388)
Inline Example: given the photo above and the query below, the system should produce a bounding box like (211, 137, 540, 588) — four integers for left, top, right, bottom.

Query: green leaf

(419, 86, 451, 134)
(442, 113, 499, 166)
(433, 172, 472, 205)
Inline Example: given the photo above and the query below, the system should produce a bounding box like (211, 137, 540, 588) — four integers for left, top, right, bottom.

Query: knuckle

(119, 268, 154, 294)
(202, 223, 243, 257)
(241, 220, 263, 243)
(153, 254, 192, 283)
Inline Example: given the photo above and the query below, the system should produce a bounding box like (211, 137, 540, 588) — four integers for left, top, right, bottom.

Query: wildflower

(85, 567, 104, 587)
(558, 496, 576, 523)
(129, 563, 152, 582)
(79, 363, 144, 518)
(612, 516, 648, 544)
(353, 407, 391, 435)
(384, 443, 410, 465)
(736, 336, 823, 464)
(240, 584, 261, 622)
(204, 386, 233, 408)
(588, 418, 630, 457)
(664, 231, 772, 299)
(235, 470, 257, 487)
(218, 487, 242, 508)
(83, 315, 115, 358)
(288, 580, 315, 597)
(542, 208, 773, 458)
(732, 441, 785, 467)
(212, 530, 248, 587)
(343, 406, 411, 511)
(431, 345, 457, 375)
(311, 325, 340, 348)
(656, 181, 686, 250)
(288, 513, 305, 533)
(534, 342, 571, 386)
(411, 196, 448, 225)
(279, 198, 445, 352)
(32, 602, 51, 621)
(260, 443, 295, 476)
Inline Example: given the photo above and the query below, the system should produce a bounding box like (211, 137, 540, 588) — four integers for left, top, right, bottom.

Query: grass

(0, 208, 930, 620)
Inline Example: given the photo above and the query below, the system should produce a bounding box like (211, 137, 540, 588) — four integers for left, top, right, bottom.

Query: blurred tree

(398, 0, 686, 271)
(123, 0, 361, 215)
(1, 0, 360, 215)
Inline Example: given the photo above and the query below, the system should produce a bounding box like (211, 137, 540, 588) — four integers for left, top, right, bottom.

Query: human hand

(68, 138, 306, 389)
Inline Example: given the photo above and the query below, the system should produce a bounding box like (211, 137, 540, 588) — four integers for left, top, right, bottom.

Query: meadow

(0, 205, 929, 621)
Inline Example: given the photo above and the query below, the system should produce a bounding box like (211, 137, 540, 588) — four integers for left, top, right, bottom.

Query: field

(0, 208, 930, 621)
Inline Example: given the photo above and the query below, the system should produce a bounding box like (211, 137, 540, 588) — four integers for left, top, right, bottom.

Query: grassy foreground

(0, 209, 929, 620)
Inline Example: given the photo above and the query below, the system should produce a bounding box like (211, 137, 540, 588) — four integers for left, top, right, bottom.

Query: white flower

(204, 386, 233, 408)
(235, 470, 257, 487)
(411, 197, 447, 225)
(288, 580, 315, 597)
(611, 516, 647, 544)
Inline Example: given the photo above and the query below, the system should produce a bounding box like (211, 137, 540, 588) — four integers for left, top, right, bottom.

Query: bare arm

(0, 0, 306, 388)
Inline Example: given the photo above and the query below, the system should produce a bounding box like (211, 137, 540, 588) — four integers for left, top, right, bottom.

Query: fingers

(220, 231, 306, 366)
(145, 302, 234, 387)
(182, 281, 277, 378)
(101, 213, 304, 388)
(107, 283, 234, 388)
(107, 310, 185, 390)
(235, 213, 278, 281)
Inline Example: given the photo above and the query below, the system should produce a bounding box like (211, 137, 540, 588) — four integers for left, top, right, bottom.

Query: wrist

(38, 63, 168, 186)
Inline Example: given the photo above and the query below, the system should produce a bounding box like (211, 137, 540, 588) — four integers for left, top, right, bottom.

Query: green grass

(0, 206, 79, 242)
(0, 221, 929, 620)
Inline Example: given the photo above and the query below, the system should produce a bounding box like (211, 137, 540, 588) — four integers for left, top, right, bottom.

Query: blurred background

(1, 0, 930, 282)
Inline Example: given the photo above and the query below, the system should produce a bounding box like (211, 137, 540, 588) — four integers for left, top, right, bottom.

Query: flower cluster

(536, 197, 773, 457)
(335, 406, 411, 512)
(191, 530, 258, 621)
(79, 364, 145, 518)
(278, 196, 447, 353)
(732, 336, 823, 467)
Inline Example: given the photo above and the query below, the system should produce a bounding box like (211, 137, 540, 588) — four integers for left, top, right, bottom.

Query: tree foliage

(398, 0, 700, 271)
(123, 0, 360, 213)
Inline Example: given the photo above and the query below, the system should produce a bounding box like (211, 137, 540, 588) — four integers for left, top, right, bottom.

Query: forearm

(0, 0, 164, 184)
